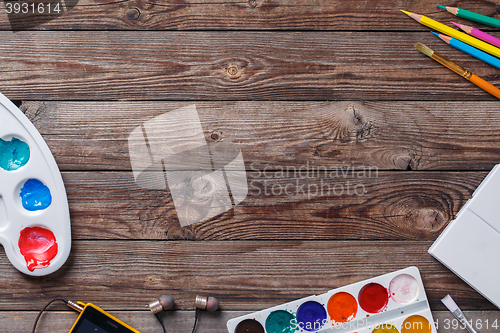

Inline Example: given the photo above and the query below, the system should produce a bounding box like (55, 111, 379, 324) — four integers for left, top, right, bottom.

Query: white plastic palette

(0, 93, 71, 276)
(227, 267, 436, 333)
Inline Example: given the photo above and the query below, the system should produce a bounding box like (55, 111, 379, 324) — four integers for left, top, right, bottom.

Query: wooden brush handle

(469, 74, 500, 99)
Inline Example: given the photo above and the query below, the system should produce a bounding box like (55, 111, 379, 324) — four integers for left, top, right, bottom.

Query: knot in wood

(248, 0, 258, 7)
(226, 65, 240, 78)
(211, 131, 222, 141)
(127, 7, 141, 20)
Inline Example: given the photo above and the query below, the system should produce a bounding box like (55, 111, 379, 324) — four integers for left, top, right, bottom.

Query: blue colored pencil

(431, 31, 500, 70)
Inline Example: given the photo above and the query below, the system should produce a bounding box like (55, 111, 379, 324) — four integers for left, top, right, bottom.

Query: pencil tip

(450, 21, 460, 28)
(436, 5, 446, 10)
(434, 32, 451, 43)
(400, 10, 411, 16)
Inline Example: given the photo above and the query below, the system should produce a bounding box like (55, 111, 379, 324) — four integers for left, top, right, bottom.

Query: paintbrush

(414, 42, 500, 99)
(441, 295, 477, 333)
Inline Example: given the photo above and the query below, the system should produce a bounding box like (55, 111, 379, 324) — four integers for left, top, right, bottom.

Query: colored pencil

(431, 31, 500, 70)
(401, 10, 500, 58)
(414, 42, 500, 99)
(437, 5, 500, 29)
(451, 21, 500, 49)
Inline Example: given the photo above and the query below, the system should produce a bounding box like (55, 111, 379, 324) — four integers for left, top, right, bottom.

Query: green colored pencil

(437, 5, 500, 29)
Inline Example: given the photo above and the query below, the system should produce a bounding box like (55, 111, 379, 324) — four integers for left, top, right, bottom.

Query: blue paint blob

(0, 137, 30, 171)
(296, 301, 327, 332)
(265, 310, 296, 333)
(20, 179, 52, 211)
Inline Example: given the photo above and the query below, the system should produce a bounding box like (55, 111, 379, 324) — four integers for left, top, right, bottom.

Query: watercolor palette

(0, 93, 71, 276)
(227, 267, 436, 333)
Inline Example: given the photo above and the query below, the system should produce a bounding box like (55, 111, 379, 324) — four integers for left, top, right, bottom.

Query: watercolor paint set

(0, 93, 71, 276)
(227, 266, 436, 333)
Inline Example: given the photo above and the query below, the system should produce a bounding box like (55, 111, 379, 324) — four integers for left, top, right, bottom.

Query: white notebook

(429, 164, 500, 309)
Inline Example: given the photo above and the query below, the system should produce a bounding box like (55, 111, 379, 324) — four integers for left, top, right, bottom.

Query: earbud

(148, 295, 174, 314)
(148, 295, 218, 333)
(194, 295, 219, 312)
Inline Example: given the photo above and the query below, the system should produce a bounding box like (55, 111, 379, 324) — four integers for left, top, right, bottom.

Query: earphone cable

(155, 312, 167, 333)
(32, 298, 67, 333)
(191, 308, 200, 333)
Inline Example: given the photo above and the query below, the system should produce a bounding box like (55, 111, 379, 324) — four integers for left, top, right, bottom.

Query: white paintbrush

(441, 295, 477, 333)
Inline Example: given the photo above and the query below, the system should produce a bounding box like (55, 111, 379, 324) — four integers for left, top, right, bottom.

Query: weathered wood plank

(2, 32, 500, 101)
(1, 0, 500, 31)
(2, 310, 500, 333)
(62, 171, 484, 240)
(19, 101, 500, 172)
(0, 240, 496, 311)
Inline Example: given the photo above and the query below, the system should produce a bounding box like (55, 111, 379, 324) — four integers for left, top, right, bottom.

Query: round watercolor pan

(389, 273, 420, 304)
(0, 93, 71, 276)
(358, 282, 389, 313)
(227, 267, 435, 333)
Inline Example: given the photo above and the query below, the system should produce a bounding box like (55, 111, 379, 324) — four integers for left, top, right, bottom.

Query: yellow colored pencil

(402, 10, 500, 59)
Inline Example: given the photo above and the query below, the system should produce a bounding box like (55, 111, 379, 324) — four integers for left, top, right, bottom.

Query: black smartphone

(69, 303, 140, 333)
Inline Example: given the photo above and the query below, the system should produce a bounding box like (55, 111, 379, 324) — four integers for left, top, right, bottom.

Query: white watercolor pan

(0, 93, 71, 276)
(227, 266, 437, 333)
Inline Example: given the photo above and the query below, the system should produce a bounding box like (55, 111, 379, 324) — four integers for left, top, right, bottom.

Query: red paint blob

(18, 226, 58, 272)
(358, 283, 389, 313)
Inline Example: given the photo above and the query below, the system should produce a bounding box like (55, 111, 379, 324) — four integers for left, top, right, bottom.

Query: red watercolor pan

(358, 282, 389, 313)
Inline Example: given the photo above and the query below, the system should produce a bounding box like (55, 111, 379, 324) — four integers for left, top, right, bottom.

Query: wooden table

(1, 0, 500, 332)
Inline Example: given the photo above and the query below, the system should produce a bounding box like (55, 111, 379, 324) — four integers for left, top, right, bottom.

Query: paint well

(401, 315, 431, 333)
(0, 137, 30, 171)
(296, 301, 327, 332)
(20, 179, 52, 211)
(389, 274, 420, 304)
(373, 324, 399, 333)
(358, 283, 389, 313)
(18, 226, 58, 271)
(327, 292, 358, 323)
(235, 319, 265, 333)
(0, 197, 7, 229)
(265, 310, 296, 333)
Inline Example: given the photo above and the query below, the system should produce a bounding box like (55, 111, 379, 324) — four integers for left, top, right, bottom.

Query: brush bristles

(414, 42, 434, 57)
(441, 294, 459, 312)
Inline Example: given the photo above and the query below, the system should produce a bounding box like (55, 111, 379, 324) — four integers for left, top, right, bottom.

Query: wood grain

(61, 171, 484, 240)
(19, 101, 500, 172)
(1, 0, 500, 31)
(0, 0, 498, 328)
(2, 31, 500, 101)
(0, 240, 496, 311)
(2, 310, 500, 333)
